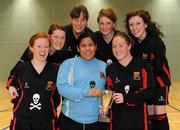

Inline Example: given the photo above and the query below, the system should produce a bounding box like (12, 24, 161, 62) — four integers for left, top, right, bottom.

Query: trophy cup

(99, 90, 114, 123)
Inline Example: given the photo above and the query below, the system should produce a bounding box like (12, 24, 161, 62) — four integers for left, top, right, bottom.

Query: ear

(145, 23, 147, 29)
(77, 46, 80, 52)
(69, 17, 73, 24)
(29, 46, 33, 52)
(95, 44, 97, 51)
(128, 44, 132, 50)
(113, 22, 117, 28)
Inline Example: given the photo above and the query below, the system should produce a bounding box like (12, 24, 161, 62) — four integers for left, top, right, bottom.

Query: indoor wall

(0, 0, 179, 81)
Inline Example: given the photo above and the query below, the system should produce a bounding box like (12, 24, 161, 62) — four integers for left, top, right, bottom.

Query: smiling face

(112, 36, 131, 62)
(128, 15, 147, 41)
(49, 29, 66, 52)
(98, 16, 116, 36)
(77, 36, 97, 61)
(70, 12, 87, 38)
(30, 38, 49, 62)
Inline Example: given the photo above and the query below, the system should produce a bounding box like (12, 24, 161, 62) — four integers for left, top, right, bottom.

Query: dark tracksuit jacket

(131, 33, 171, 89)
(10, 47, 70, 75)
(64, 24, 94, 58)
(106, 58, 154, 130)
(7, 61, 59, 125)
(95, 30, 118, 63)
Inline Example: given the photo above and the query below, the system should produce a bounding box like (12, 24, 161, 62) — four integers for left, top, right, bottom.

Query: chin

(55, 47, 62, 51)
(84, 57, 93, 61)
(116, 57, 122, 61)
(75, 29, 83, 33)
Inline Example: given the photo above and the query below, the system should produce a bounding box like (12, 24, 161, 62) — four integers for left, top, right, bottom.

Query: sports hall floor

(0, 81, 180, 130)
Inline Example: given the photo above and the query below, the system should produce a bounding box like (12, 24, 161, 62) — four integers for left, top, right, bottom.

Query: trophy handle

(107, 90, 114, 109)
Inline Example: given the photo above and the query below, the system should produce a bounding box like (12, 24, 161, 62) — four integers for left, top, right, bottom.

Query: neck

(103, 30, 114, 44)
(49, 46, 56, 55)
(73, 30, 84, 39)
(31, 59, 46, 74)
(138, 31, 147, 42)
(119, 55, 133, 67)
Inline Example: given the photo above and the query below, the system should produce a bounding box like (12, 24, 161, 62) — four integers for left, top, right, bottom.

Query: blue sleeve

(56, 60, 89, 102)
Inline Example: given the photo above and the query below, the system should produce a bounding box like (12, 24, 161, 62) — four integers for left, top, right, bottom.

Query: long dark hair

(125, 9, 164, 38)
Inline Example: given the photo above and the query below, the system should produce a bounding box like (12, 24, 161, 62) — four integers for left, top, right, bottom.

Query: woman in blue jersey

(57, 32, 106, 130)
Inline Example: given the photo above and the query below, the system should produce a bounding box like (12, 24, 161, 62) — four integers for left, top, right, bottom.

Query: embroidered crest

(100, 71, 105, 78)
(133, 72, 141, 80)
(46, 81, 53, 90)
(142, 53, 148, 60)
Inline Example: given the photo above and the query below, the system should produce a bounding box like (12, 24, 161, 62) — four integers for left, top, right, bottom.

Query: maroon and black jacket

(7, 61, 59, 124)
(106, 58, 154, 130)
(131, 33, 171, 88)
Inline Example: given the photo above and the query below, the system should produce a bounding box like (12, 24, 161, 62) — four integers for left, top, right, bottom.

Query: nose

(77, 20, 82, 25)
(41, 46, 48, 52)
(85, 46, 89, 50)
(101, 24, 107, 29)
(132, 24, 137, 30)
(57, 38, 62, 43)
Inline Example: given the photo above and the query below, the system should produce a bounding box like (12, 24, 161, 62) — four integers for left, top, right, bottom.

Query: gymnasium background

(0, 0, 179, 81)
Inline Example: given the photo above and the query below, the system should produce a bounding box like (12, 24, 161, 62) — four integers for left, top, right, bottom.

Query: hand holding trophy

(99, 90, 114, 123)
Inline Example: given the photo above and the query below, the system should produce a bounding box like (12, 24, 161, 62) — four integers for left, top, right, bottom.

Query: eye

(88, 44, 94, 47)
(129, 23, 133, 27)
(136, 21, 140, 25)
(54, 36, 59, 38)
(45, 46, 49, 49)
(80, 44, 86, 47)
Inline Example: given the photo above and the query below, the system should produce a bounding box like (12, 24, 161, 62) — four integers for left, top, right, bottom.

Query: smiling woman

(10, 24, 69, 75)
(5, 32, 61, 130)
(56, 32, 107, 130)
(77, 32, 97, 60)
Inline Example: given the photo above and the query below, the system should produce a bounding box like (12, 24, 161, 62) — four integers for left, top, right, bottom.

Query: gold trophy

(99, 90, 114, 123)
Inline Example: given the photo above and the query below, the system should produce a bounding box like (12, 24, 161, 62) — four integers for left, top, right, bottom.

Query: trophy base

(98, 116, 110, 123)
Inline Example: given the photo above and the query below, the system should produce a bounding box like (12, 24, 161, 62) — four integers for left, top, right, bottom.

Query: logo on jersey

(158, 96, 165, 102)
(115, 77, 120, 83)
(30, 93, 42, 110)
(100, 71, 105, 79)
(133, 72, 141, 80)
(67, 46, 72, 51)
(24, 82, 30, 88)
(124, 85, 130, 94)
(46, 81, 53, 90)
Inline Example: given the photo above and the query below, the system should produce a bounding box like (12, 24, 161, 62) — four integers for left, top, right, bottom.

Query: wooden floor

(0, 81, 180, 130)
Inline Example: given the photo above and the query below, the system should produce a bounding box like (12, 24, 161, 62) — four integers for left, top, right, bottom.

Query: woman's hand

(9, 86, 19, 99)
(113, 93, 124, 104)
(88, 87, 101, 97)
(99, 105, 108, 116)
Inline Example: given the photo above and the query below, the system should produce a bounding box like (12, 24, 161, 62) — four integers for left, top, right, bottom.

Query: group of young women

(6, 4, 171, 130)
